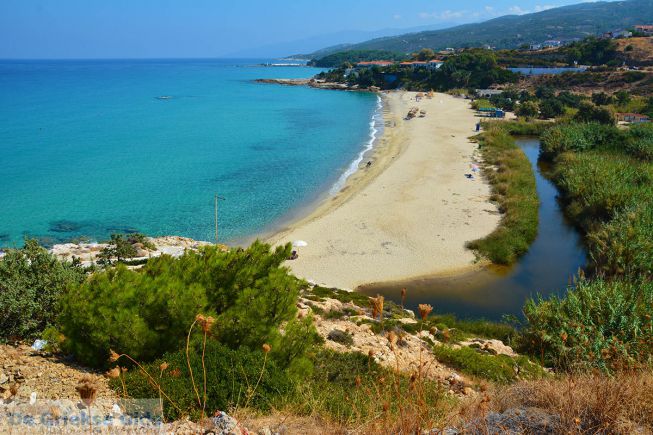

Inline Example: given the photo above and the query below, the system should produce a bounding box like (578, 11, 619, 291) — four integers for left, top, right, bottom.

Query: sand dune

(269, 91, 500, 290)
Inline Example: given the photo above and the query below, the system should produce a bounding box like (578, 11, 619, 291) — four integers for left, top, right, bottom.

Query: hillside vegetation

(312, 0, 653, 55)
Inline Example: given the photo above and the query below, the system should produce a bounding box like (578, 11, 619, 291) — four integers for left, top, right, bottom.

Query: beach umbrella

(293, 240, 308, 247)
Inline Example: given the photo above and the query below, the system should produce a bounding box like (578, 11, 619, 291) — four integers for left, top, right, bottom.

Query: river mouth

(358, 138, 587, 321)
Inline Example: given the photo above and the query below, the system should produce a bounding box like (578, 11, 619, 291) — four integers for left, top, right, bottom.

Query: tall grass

(481, 369, 653, 433)
(466, 124, 539, 265)
(546, 123, 653, 278)
(521, 277, 653, 371)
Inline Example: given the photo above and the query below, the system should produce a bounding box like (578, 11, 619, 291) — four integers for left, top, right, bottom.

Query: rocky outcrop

(49, 236, 215, 267)
(460, 338, 517, 357)
(255, 78, 373, 91)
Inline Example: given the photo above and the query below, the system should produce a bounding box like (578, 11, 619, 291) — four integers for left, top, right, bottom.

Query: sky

(0, 0, 612, 59)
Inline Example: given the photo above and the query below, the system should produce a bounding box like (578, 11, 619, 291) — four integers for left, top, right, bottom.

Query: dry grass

(455, 369, 653, 434)
(616, 37, 653, 65)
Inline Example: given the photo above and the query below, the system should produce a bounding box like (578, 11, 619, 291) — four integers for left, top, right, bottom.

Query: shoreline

(35, 91, 502, 291)
(268, 91, 501, 290)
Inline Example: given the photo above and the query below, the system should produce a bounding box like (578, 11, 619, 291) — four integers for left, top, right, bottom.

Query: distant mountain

(311, 0, 653, 56)
(222, 24, 454, 58)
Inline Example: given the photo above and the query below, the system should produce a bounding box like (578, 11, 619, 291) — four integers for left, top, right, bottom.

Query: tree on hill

(516, 101, 540, 120)
(574, 102, 616, 125)
(413, 48, 436, 61)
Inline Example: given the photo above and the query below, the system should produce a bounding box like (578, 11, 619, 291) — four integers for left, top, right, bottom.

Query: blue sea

(0, 59, 381, 247)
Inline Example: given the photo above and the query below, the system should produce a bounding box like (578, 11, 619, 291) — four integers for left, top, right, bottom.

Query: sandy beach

(269, 91, 500, 290)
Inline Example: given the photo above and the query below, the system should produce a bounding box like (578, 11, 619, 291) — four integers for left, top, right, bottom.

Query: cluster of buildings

(634, 25, 653, 35)
(355, 59, 444, 70)
(528, 40, 564, 50)
(602, 24, 653, 40)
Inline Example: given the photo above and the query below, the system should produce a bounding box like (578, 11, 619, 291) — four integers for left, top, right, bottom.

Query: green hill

(312, 0, 653, 56)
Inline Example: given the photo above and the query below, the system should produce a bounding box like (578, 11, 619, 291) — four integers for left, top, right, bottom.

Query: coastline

(268, 91, 501, 290)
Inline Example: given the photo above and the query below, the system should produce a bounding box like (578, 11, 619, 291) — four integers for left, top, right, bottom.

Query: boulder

(461, 339, 516, 357)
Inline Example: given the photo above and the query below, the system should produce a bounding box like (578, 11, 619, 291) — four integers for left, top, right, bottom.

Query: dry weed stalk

(243, 343, 272, 410)
(75, 375, 98, 432)
(370, 295, 384, 324)
(110, 349, 183, 415)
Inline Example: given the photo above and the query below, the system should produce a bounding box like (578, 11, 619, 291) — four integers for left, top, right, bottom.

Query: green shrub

(59, 242, 310, 368)
(540, 122, 622, 158)
(0, 240, 85, 341)
(539, 98, 565, 119)
(466, 125, 539, 264)
(327, 329, 354, 346)
(587, 204, 653, 278)
(116, 339, 293, 420)
(553, 151, 653, 229)
(472, 99, 492, 110)
(432, 345, 545, 383)
(521, 278, 653, 371)
(573, 102, 615, 125)
(515, 101, 539, 119)
(97, 233, 156, 265)
(624, 123, 653, 161)
(293, 350, 449, 427)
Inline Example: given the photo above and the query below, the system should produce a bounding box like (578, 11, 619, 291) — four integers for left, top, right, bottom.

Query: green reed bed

(466, 124, 539, 265)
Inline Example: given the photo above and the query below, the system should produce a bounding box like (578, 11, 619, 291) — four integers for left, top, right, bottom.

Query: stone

(0, 373, 7, 384)
(461, 339, 516, 357)
(206, 411, 245, 435)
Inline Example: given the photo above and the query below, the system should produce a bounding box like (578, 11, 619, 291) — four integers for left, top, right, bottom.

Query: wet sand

(269, 91, 501, 290)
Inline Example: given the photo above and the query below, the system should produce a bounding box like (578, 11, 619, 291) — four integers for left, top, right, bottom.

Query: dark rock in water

(105, 225, 141, 234)
(24, 234, 65, 249)
(0, 234, 9, 243)
(49, 220, 85, 233)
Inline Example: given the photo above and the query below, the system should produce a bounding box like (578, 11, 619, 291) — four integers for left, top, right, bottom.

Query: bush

(591, 92, 614, 106)
(540, 122, 622, 158)
(293, 350, 450, 432)
(116, 340, 293, 420)
(59, 242, 311, 368)
(573, 102, 615, 125)
(553, 151, 653, 229)
(521, 277, 653, 371)
(539, 98, 565, 119)
(587, 204, 653, 278)
(515, 101, 539, 119)
(0, 240, 85, 341)
(471, 99, 492, 110)
(466, 125, 539, 264)
(431, 345, 545, 383)
(624, 122, 653, 161)
(327, 329, 354, 347)
(97, 233, 155, 265)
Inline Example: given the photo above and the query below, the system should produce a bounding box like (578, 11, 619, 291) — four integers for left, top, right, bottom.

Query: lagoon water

(0, 59, 379, 247)
(360, 138, 587, 320)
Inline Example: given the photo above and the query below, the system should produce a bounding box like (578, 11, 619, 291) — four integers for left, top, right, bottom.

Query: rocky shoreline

(49, 236, 214, 267)
(255, 78, 376, 91)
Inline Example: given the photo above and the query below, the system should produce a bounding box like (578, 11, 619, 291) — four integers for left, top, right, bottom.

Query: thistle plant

(75, 376, 98, 432)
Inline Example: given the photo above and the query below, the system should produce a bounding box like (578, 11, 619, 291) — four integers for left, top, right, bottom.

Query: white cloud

(419, 10, 466, 20)
(393, 14, 402, 20)
(534, 4, 555, 12)
(508, 6, 528, 15)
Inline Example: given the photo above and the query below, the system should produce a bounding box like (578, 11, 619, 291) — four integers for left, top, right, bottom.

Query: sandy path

(269, 91, 500, 290)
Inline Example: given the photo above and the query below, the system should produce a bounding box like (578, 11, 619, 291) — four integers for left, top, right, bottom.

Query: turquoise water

(0, 59, 379, 247)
